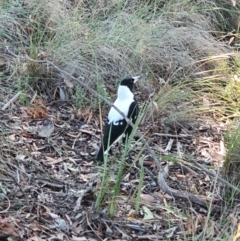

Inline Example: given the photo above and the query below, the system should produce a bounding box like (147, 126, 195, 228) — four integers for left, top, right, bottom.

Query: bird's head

(120, 76, 141, 92)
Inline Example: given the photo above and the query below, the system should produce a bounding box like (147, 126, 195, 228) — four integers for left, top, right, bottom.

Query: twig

(157, 165, 208, 209)
(35, 179, 64, 189)
(154, 133, 192, 138)
(85, 207, 103, 240)
(1, 91, 21, 110)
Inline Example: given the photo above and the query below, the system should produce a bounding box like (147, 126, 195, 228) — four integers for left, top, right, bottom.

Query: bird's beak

(132, 76, 141, 83)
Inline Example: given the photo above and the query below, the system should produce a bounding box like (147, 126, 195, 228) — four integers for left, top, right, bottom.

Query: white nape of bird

(96, 76, 141, 162)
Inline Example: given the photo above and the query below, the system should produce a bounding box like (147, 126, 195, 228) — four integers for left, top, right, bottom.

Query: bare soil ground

(1, 75, 238, 241)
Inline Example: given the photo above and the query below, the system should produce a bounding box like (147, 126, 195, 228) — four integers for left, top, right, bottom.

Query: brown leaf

(175, 174, 186, 180)
(127, 209, 136, 218)
(26, 100, 48, 119)
(21, 132, 34, 138)
(37, 51, 48, 59)
(186, 218, 198, 236)
(0, 217, 18, 238)
(25, 25, 34, 35)
(140, 194, 156, 202)
(77, 107, 93, 123)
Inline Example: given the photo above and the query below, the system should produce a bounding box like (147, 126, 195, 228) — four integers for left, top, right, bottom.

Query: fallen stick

(1, 91, 21, 110)
(154, 133, 192, 138)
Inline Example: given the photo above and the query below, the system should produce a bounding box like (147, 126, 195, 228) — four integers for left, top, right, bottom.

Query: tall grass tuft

(223, 125, 240, 180)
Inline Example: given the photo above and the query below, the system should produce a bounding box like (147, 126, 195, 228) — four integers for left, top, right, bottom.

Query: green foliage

(75, 86, 88, 109)
(2, 0, 239, 108)
(223, 125, 240, 179)
(94, 154, 109, 212)
(95, 106, 146, 215)
(95, 82, 109, 110)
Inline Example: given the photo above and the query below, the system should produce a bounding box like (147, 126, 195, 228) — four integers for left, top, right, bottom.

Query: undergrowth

(0, 0, 239, 109)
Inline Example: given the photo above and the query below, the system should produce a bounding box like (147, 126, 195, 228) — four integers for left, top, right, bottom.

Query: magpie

(96, 76, 141, 162)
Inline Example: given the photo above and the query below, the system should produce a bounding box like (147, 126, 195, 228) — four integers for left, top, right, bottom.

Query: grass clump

(95, 108, 145, 216)
(1, 0, 239, 109)
(223, 125, 240, 179)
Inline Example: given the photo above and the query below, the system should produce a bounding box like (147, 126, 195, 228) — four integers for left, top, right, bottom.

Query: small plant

(95, 106, 146, 215)
(75, 85, 88, 109)
(95, 82, 109, 110)
(223, 125, 240, 180)
(95, 124, 113, 212)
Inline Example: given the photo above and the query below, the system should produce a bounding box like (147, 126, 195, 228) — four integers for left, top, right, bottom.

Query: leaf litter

(0, 82, 239, 241)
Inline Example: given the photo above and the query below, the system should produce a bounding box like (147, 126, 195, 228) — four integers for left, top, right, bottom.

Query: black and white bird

(96, 76, 141, 162)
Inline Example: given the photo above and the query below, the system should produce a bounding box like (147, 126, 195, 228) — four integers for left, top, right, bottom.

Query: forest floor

(0, 77, 238, 241)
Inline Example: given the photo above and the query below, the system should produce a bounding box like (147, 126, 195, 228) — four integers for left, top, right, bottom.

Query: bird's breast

(108, 98, 134, 124)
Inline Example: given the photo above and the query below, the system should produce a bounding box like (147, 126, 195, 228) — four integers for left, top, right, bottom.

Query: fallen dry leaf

(26, 100, 48, 119)
(0, 217, 18, 238)
(140, 194, 156, 202)
(175, 174, 186, 180)
(45, 156, 63, 165)
(142, 206, 154, 220)
(37, 51, 48, 59)
(64, 78, 74, 88)
(186, 218, 198, 236)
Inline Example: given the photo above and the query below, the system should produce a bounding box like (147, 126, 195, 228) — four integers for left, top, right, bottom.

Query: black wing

(96, 119, 127, 162)
(123, 99, 139, 143)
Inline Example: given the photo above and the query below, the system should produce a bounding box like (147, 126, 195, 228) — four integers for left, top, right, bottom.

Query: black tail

(96, 146, 104, 162)
(96, 120, 129, 162)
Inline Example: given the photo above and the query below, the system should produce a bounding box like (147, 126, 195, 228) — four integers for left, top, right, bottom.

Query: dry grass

(0, 0, 239, 89)
(1, 0, 238, 124)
